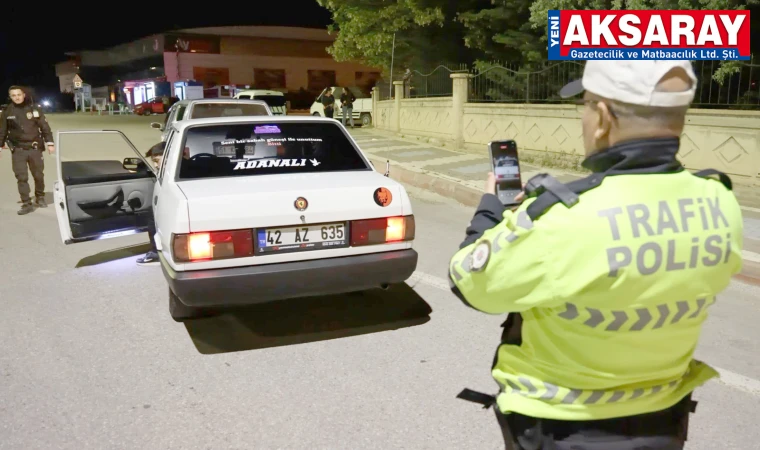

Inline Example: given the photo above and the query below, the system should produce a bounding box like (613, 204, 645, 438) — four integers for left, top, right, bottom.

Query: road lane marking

(714, 368, 760, 396)
(409, 270, 760, 397)
(741, 206, 760, 213)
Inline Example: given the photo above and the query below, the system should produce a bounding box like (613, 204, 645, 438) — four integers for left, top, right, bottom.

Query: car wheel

(360, 113, 371, 126)
(312, 112, 321, 116)
(143, 110, 151, 116)
(169, 289, 215, 322)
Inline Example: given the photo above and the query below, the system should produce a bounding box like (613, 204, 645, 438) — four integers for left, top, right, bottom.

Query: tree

(528, 0, 760, 83)
(457, 0, 544, 67)
(316, 0, 444, 75)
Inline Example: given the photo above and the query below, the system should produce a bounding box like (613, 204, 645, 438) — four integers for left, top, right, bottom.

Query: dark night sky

(0, 2, 333, 98)
(1, 4, 758, 100)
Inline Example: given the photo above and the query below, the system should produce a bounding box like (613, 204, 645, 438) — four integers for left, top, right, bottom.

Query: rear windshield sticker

(254, 125, 281, 134)
(220, 137, 323, 145)
(232, 158, 321, 170)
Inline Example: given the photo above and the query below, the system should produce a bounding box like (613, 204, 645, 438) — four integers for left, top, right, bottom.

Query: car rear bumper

(160, 249, 418, 307)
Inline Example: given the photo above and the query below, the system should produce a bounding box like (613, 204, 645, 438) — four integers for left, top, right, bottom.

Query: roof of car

(235, 89, 285, 95)
(172, 115, 340, 132)
(174, 98, 270, 106)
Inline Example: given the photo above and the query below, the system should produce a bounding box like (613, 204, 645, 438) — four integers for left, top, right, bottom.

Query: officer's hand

(47, 144, 55, 155)
(508, 182, 530, 210)
(485, 172, 496, 195)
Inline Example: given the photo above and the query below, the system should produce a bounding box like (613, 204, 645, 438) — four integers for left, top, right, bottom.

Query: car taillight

(350, 215, 415, 246)
(172, 229, 254, 262)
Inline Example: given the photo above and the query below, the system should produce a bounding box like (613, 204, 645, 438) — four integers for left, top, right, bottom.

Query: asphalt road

(1, 114, 759, 450)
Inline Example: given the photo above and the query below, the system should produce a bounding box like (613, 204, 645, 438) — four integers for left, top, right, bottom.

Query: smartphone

(488, 140, 523, 206)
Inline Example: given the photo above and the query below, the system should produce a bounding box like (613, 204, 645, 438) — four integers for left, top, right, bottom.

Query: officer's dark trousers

(494, 396, 691, 450)
(147, 219, 158, 253)
(11, 147, 45, 205)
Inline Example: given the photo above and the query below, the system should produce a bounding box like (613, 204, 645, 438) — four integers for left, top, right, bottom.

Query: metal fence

(376, 80, 393, 101)
(407, 64, 469, 98)
(375, 63, 469, 101)
(468, 61, 584, 104)
(389, 56, 760, 109)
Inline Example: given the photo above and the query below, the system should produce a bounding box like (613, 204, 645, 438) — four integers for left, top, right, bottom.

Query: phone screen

(489, 140, 522, 206)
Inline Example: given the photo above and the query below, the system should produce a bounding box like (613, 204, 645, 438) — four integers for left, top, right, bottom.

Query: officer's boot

(17, 203, 34, 215)
(35, 196, 47, 208)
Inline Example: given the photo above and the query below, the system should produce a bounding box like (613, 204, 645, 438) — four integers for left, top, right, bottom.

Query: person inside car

(136, 141, 165, 266)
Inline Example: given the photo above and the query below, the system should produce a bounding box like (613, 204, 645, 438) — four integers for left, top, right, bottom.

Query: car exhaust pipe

(380, 283, 390, 290)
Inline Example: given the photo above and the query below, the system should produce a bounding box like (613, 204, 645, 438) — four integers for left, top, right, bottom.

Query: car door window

(176, 105, 186, 120)
(164, 107, 176, 127)
(158, 130, 175, 183)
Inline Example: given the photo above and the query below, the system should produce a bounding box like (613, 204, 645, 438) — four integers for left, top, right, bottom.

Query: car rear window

(177, 122, 370, 180)
(190, 103, 269, 119)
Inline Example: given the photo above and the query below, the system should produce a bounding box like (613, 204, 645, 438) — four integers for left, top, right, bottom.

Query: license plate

(256, 222, 348, 254)
(214, 143, 255, 156)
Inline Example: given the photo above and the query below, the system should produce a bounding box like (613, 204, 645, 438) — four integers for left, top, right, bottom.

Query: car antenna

(384, 160, 390, 177)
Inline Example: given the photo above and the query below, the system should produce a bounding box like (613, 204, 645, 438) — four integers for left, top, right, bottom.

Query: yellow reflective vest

(449, 141, 744, 421)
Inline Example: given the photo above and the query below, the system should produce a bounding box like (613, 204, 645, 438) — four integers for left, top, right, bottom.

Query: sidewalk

(348, 126, 760, 283)
(349, 127, 760, 210)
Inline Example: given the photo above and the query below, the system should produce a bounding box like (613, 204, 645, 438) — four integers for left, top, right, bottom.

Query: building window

(308, 70, 336, 92)
(193, 67, 230, 88)
(253, 69, 286, 89)
(355, 71, 381, 93)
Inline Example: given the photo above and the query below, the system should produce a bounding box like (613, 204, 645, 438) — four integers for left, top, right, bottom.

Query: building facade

(55, 26, 382, 107)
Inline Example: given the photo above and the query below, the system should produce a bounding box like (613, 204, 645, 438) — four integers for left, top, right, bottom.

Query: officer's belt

(10, 141, 41, 150)
(458, 388, 697, 435)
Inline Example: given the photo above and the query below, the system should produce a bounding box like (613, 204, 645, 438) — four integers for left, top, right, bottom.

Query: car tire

(143, 110, 152, 116)
(169, 288, 214, 322)
(312, 112, 321, 116)
(360, 113, 371, 126)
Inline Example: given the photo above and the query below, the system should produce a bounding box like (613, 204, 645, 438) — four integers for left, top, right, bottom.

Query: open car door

(53, 130, 157, 245)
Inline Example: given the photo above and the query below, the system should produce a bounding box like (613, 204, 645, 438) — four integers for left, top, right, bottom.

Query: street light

(389, 32, 396, 98)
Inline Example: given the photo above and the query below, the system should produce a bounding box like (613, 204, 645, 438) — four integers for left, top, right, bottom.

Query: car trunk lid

(176, 171, 406, 232)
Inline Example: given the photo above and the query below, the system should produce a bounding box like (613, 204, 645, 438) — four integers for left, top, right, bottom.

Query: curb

(367, 155, 483, 208)
(363, 127, 760, 210)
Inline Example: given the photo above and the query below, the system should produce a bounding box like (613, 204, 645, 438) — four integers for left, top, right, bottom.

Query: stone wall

(372, 80, 760, 186)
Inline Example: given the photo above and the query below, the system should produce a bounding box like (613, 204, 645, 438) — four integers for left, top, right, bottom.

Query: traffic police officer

(0, 85, 55, 215)
(449, 60, 744, 449)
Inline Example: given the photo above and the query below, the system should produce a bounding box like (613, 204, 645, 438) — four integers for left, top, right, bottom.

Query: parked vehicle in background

(134, 96, 174, 115)
(150, 99, 273, 141)
(233, 89, 288, 115)
(310, 86, 373, 126)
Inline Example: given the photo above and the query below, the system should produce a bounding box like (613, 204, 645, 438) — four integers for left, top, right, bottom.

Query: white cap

(559, 60, 697, 107)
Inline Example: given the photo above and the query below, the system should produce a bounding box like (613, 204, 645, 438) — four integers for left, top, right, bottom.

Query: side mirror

(150, 122, 163, 130)
(122, 157, 142, 172)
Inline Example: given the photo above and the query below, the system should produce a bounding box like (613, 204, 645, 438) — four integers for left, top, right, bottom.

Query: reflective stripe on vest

(449, 210, 534, 279)
(557, 296, 716, 331)
(500, 367, 692, 405)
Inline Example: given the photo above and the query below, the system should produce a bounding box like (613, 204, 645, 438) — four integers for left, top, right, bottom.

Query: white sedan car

(494, 156, 520, 181)
(53, 116, 418, 321)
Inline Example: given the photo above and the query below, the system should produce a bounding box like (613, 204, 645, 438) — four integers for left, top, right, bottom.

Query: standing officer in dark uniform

(0, 85, 55, 215)
(321, 87, 336, 119)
